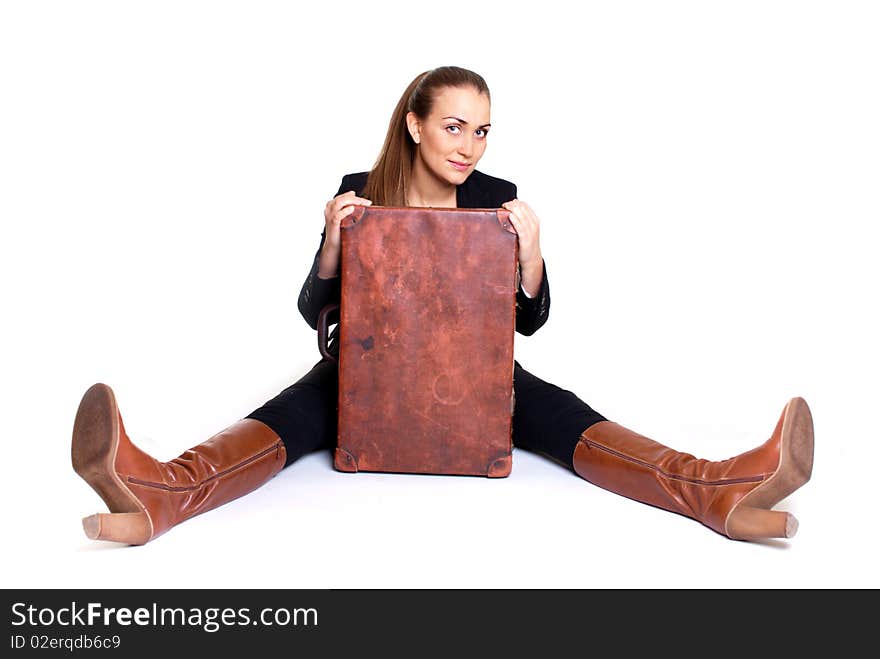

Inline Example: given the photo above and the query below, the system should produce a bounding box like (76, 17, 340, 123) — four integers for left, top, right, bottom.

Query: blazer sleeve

(297, 176, 355, 330)
(504, 181, 551, 336)
(515, 258, 550, 336)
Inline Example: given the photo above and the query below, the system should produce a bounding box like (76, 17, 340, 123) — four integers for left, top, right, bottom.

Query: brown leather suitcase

(318, 205, 519, 477)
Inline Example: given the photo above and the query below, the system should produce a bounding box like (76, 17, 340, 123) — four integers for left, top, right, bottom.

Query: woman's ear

(405, 111, 421, 145)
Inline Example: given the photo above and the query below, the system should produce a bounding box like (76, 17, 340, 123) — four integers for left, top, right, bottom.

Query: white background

(1, 0, 878, 589)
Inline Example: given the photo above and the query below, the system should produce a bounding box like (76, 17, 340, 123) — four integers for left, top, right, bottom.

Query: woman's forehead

(430, 87, 490, 123)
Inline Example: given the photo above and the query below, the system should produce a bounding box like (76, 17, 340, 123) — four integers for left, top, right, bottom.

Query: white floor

(3, 356, 873, 590)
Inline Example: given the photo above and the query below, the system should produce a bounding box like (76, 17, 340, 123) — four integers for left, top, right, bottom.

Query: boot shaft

(573, 397, 812, 539)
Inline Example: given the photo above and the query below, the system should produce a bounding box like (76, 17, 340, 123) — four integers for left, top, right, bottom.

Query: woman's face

(407, 85, 491, 186)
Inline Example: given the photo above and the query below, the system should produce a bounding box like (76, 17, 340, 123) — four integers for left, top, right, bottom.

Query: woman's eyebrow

(442, 115, 491, 128)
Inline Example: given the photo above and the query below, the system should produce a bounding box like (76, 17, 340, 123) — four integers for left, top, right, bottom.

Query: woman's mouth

(448, 160, 470, 171)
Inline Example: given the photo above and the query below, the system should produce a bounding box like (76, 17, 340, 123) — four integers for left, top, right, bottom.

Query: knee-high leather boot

(72, 382, 287, 545)
(573, 397, 814, 541)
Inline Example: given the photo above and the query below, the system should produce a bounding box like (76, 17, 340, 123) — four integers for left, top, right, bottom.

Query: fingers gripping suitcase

(318, 205, 519, 477)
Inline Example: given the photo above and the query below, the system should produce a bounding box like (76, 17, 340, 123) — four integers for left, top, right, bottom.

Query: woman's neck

(407, 157, 457, 208)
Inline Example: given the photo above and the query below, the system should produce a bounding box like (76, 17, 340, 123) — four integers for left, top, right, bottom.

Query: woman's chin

(446, 169, 472, 184)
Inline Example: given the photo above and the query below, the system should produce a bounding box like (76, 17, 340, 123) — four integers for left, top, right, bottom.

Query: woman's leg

(245, 357, 339, 466)
(72, 358, 338, 545)
(511, 360, 607, 468)
(512, 361, 815, 541)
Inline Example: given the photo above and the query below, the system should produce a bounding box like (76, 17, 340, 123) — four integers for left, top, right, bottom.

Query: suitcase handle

(317, 303, 340, 362)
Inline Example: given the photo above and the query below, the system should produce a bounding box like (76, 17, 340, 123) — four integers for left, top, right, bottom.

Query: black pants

(246, 359, 607, 470)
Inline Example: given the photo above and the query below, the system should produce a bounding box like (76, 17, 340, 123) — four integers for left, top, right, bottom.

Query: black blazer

(298, 170, 550, 357)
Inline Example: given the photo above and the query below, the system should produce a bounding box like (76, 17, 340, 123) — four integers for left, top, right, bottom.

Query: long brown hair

(362, 66, 490, 206)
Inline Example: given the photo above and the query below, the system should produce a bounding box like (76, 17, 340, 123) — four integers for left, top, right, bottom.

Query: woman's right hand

(318, 191, 372, 278)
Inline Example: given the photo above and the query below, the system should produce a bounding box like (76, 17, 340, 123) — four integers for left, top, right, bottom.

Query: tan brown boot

(573, 397, 814, 541)
(72, 382, 287, 545)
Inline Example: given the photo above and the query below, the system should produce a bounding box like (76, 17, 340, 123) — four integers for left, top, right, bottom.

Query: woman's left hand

(502, 199, 544, 295)
(502, 199, 542, 267)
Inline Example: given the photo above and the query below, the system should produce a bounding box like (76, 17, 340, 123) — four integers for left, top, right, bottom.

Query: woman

(72, 66, 814, 545)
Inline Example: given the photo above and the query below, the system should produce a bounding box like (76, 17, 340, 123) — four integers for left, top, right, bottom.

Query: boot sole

(726, 396, 815, 539)
(72, 383, 152, 541)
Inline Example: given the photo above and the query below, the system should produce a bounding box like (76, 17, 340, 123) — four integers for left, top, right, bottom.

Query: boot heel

(82, 512, 152, 545)
(726, 506, 798, 540)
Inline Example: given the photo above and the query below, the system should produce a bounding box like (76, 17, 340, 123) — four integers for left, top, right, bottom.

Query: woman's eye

(446, 125, 461, 134)
(476, 129, 488, 138)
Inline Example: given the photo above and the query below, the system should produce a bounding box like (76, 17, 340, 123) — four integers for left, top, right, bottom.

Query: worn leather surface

(335, 206, 518, 476)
